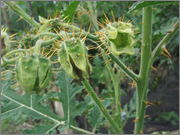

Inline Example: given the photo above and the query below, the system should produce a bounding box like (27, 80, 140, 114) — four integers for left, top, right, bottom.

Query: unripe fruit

(16, 55, 51, 94)
(105, 21, 135, 55)
(58, 38, 92, 79)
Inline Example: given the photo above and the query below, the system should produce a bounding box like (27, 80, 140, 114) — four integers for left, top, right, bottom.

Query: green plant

(1, 1, 179, 134)
(155, 111, 179, 126)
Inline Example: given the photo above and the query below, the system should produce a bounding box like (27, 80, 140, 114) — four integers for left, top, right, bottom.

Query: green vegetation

(0, 1, 179, 134)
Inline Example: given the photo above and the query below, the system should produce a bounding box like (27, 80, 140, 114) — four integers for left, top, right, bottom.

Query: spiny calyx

(105, 21, 135, 55)
(16, 55, 51, 94)
(58, 38, 92, 79)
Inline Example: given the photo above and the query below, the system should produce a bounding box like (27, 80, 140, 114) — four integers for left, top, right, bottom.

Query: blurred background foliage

(1, 1, 179, 134)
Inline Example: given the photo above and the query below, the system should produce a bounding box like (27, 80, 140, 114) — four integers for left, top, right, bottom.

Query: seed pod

(58, 38, 92, 79)
(105, 21, 135, 55)
(16, 55, 51, 94)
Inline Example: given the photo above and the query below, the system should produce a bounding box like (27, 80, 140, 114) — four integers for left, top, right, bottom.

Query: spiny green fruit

(58, 38, 92, 79)
(16, 55, 51, 94)
(1, 27, 12, 54)
(105, 21, 135, 55)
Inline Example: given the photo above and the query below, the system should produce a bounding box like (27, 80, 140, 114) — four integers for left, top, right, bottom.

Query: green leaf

(128, 1, 177, 13)
(2, 86, 31, 106)
(63, 1, 80, 22)
(56, 69, 87, 126)
(31, 94, 64, 121)
(87, 96, 112, 131)
(1, 97, 20, 113)
(23, 123, 56, 134)
(1, 81, 65, 126)
(0, 106, 24, 120)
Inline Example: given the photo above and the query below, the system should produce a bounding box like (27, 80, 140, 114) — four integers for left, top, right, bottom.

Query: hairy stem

(1, 49, 26, 66)
(82, 79, 121, 133)
(4, 1, 39, 28)
(87, 1, 99, 31)
(151, 21, 179, 61)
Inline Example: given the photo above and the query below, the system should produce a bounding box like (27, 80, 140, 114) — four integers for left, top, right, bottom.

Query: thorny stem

(1, 49, 26, 66)
(102, 53, 122, 131)
(134, 6, 152, 134)
(109, 54, 139, 82)
(82, 79, 121, 133)
(134, 10, 179, 134)
(151, 21, 179, 61)
(57, 22, 99, 41)
(4, 1, 39, 28)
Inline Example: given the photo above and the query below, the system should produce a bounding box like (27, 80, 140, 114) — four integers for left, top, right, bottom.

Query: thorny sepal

(104, 21, 135, 55)
(58, 38, 92, 79)
(1, 27, 15, 54)
(16, 55, 52, 94)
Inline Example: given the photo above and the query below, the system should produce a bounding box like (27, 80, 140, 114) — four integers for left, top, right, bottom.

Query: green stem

(87, 1, 99, 31)
(134, 6, 152, 134)
(151, 21, 179, 61)
(102, 53, 122, 130)
(57, 21, 99, 41)
(1, 49, 26, 66)
(82, 79, 121, 133)
(70, 125, 93, 134)
(109, 54, 139, 82)
(4, 1, 39, 28)
(34, 32, 60, 39)
(112, 74, 122, 130)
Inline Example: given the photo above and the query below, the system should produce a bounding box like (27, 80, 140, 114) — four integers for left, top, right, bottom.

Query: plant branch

(57, 22, 99, 41)
(4, 1, 39, 28)
(151, 21, 179, 61)
(109, 54, 139, 82)
(82, 79, 121, 133)
(70, 125, 93, 134)
(45, 123, 60, 134)
(1, 49, 26, 66)
(102, 52, 122, 130)
(134, 6, 152, 134)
